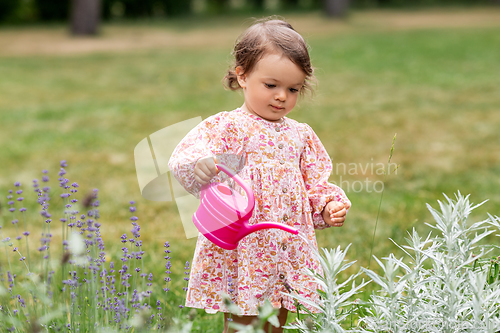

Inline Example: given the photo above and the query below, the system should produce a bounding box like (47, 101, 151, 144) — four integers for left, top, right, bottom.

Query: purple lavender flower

(17, 295, 26, 308)
(147, 273, 153, 287)
(7, 271, 14, 288)
(228, 276, 234, 293)
(131, 224, 140, 238)
(58, 167, 66, 177)
(60, 160, 67, 168)
(183, 261, 190, 288)
(120, 234, 127, 243)
(14, 182, 21, 187)
(163, 242, 171, 293)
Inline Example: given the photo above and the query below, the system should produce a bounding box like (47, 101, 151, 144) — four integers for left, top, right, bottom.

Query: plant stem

(368, 133, 397, 269)
(20, 209, 31, 272)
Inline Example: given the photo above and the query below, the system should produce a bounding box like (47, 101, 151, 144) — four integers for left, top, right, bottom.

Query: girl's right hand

(194, 156, 218, 185)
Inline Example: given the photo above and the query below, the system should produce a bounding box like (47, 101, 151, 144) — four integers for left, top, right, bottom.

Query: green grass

(1, 9, 500, 331)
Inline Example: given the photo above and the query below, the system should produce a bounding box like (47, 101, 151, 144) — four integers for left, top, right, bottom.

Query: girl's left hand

(322, 201, 349, 227)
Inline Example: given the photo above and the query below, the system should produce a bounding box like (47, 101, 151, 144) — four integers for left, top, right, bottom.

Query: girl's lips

(271, 105, 284, 110)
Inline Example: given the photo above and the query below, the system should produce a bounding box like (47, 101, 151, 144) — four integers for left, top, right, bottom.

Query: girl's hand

(322, 201, 348, 227)
(194, 156, 218, 185)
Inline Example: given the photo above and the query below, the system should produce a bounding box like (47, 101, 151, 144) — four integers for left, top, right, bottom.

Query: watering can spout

(192, 163, 299, 250)
(236, 220, 299, 244)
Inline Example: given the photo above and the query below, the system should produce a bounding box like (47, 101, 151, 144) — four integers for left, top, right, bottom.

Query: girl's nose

(275, 89, 286, 102)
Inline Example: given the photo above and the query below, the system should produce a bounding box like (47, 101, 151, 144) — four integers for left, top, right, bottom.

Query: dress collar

(236, 108, 288, 128)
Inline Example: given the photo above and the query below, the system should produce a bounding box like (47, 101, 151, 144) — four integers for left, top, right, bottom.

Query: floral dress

(168, 108, 350, 315)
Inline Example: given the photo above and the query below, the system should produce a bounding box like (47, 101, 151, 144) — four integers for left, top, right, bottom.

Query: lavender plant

(0, 161, 192, 332)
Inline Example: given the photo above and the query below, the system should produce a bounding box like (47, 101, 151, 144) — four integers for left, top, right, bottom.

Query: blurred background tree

(162, 0, 192, 17)
(71, 0, 100, 35)
(206, 0, 230, 14)
(325, 0, 349, 16)
(120, 0, 156, 17)
(0, 0, 19, 21)
(0, 0, 498, 25)
(248, 0, 266, 11)
(34, 0, 70, 21)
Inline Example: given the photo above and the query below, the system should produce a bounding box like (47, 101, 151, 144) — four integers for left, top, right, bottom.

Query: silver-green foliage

(283, 244, 368, 333)
(284, 193, 500, 333)
(360, 193, 500, 332)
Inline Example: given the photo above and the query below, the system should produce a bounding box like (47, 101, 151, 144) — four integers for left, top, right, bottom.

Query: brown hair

(224, 17, 314, 93)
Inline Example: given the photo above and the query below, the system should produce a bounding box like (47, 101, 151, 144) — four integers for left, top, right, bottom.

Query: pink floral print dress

(168, 108, 350, 315)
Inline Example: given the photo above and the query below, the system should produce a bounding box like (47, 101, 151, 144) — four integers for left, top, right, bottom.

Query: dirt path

(0, 8, 499, 57)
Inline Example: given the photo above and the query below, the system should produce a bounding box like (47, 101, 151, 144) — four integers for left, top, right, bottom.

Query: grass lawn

(1, 7, 500, 331)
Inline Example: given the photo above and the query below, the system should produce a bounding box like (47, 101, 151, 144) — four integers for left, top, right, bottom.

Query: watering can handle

(215, 163, 255, 216)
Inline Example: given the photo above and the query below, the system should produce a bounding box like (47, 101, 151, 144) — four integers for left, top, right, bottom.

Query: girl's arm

(300, 124, 351, 230)
(167, 112, 241, 198)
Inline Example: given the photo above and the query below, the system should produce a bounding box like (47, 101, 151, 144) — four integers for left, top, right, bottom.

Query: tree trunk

(324, 0, 349, 17)
(70, 0, 101, 36)
(248, 0, 265, 11)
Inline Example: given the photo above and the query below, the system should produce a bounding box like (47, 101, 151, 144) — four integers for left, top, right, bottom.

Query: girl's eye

(289, 88, 299, 93)
(265, 83, 275, 88)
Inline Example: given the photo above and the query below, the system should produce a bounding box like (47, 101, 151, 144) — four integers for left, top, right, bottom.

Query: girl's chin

(243, 107, 286, 123)
(261, 115, 284, 123)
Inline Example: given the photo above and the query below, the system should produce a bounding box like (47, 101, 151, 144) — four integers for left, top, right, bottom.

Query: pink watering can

(193, 163, 299, 250)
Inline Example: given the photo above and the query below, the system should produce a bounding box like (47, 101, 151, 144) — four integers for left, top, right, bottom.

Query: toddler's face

(236, 52, 306, 123)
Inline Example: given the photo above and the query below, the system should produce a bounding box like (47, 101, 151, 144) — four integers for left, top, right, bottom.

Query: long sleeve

(167, 112, 242, 198)
(300, 124, 350, 230)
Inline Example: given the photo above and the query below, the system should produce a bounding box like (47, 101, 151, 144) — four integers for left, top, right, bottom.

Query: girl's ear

(235, 66, 247, 89)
